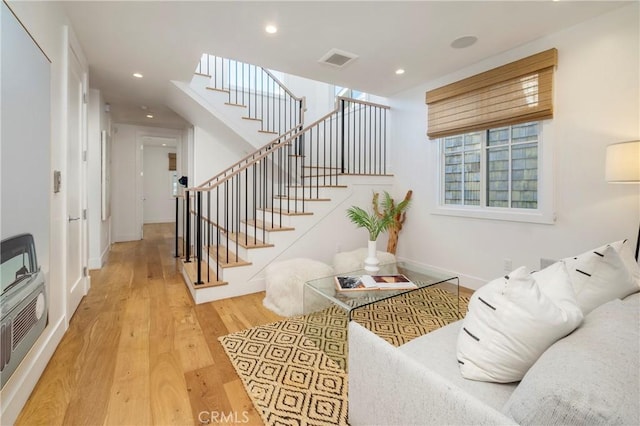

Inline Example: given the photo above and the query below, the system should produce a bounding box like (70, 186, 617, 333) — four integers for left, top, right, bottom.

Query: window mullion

(508, 136, 513, 208)
(481, 131, 487, 207)
(461, 145, 466, 206)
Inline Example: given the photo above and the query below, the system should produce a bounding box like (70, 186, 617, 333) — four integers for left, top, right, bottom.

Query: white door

(66, 46, 87, 320)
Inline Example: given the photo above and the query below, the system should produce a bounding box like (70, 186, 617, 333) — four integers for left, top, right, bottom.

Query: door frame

(64, 27, 89, 325)
(134, 130, 183, 239)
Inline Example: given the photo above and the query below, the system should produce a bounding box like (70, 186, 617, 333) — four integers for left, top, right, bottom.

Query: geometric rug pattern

(219, 287, 469, 426)
(352, 287, 469, 347)
(220, 314, 349, 425)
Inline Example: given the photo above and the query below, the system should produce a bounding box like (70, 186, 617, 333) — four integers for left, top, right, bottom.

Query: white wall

(283, 72, 390, 125)
(281, 73, 334, 124)
(270, 179, 397, 267)
(390, 4, 640, 289)
(87, 89, 111, 269)
(111, 124, 183, 242)
(193, 125, 243, 185)
(0, 1, 85, 423)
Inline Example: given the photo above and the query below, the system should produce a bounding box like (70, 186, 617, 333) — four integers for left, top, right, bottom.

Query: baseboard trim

(395, 256, 486, 291)
(0, 316, 66, 424)
(143, 219, 175, 224)
(88, 256, 101, 269)
(113, 233, 140, 243)
(88, 244, 111, 270)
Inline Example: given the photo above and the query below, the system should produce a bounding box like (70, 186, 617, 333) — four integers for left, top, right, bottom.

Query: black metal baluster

(340, 99, 345, 174)
(185, 190, 191, 263)
(216, 186, 220, 281)
(196, 191, 203, 284)
(175, 196, 179, 257)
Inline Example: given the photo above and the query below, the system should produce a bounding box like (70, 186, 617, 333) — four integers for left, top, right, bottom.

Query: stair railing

(179, 97, 390, 285)
(196, 54, 305, 136)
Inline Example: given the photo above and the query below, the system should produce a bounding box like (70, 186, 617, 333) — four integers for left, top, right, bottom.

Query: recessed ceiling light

(395, 69, 405, 75)
(451, 36, 478, 49)
(133, 72, 143, 78)
(162, 143, 167, 146)
(265, 25, 278, 34)
(146, 114, 154, 119)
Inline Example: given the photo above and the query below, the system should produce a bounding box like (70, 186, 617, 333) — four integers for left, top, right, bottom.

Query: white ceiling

(60, 1, 630, 130)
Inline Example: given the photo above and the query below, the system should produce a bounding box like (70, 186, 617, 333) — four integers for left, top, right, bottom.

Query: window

(438, 121, 552, 223)
(170, 172, 178, 197)
(428, 49, 557, 224)
(335, 86, 368, 101)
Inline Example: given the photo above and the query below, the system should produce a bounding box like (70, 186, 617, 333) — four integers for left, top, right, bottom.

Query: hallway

(16, 223, 282, 425)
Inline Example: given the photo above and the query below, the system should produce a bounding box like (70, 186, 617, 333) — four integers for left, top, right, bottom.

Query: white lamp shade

(605, 141, 640, 183)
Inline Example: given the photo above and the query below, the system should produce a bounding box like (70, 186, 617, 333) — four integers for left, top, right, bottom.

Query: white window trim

(432, 121, 556, 224)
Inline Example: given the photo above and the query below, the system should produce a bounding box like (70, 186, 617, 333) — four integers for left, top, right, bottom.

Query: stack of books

(335, 274, 417, 291)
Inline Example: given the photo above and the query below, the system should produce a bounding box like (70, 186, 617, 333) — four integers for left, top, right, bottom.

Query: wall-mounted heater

(1, 233, 48, 388)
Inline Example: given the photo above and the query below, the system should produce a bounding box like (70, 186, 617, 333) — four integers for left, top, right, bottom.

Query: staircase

(177, 54, 392, 304)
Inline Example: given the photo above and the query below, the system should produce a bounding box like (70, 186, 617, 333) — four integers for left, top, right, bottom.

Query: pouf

(263, 258, 334, 317)
(333, 247, 396, 275)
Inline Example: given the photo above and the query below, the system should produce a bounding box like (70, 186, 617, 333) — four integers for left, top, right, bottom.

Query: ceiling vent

(319, 48, 358, 68)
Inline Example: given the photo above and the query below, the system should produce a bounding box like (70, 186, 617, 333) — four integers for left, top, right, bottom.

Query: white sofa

(348, 290, 640, 425)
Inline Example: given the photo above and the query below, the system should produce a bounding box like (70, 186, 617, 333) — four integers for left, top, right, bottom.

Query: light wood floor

(16, 223, 474, 425)
(15, 223, 283, 426)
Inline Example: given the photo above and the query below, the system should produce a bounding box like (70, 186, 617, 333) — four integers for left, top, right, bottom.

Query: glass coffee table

(303, 261, 459, 320)
(301, 262, 460, 371)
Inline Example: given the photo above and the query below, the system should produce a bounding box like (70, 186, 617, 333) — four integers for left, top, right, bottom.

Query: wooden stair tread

(302, 165, 341, 170)
(301, 174, 343, 179)
(206, 86, 230, 94)
(182, 260, 227, 288)
(274, 195, 331, 202)
(339, 173, 395, 177)
(195, 72, 211, 78)
(208, 245, 251, 268)
(243, 219, 295, 232)
(224, 102, 247, 108)
(263, 208, 314, 216)
(258, 130, 278, 135)
(242, 116, 262, 121)
(287, 184, 348, 188)
(227, 232, 274, 249)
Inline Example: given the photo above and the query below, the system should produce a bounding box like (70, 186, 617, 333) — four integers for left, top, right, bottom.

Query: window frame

(433, 121, 555, 224)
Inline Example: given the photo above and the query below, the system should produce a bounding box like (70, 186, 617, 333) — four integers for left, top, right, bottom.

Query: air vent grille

(13, 296, 38, 349)
(1, 321, 11, 371)
(319, 48, 358, 68)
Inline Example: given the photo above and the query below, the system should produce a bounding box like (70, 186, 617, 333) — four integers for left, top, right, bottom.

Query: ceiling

(60, 1, 630, 130)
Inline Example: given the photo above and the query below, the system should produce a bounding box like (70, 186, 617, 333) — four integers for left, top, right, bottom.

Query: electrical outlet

(503, 258, 512, 273)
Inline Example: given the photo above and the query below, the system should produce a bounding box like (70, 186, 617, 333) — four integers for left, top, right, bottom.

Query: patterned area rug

(219, 287, 469, 426)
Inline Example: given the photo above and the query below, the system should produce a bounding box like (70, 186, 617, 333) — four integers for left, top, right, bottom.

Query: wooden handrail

(187, 96, 390, 193)
(263, 68, 304, 102)
(335, 96, 391, 110)
(192, 126, 301, 189)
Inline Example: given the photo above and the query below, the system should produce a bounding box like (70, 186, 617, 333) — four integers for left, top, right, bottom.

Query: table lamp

(605, 140, 640, 260)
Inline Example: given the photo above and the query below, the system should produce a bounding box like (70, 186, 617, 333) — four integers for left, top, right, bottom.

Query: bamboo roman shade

(168, 153, 176, 171)
(425, 48, 557, 139)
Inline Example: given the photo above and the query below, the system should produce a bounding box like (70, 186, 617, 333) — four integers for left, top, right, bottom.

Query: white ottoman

(263, 258, 334, 317)
(333, 248, 396, 275)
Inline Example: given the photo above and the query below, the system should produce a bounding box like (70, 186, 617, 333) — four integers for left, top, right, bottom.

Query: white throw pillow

(611, 239, 640, 288)
(457, 263, 583, 383)
(563, 243, 638, 314)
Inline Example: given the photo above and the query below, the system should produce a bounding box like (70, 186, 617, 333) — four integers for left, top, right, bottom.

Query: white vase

(364, 240, 380, 272)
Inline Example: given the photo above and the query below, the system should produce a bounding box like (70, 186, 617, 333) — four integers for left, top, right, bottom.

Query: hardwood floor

(15, 223, 283, 426)
(16, 223, 474, 425)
